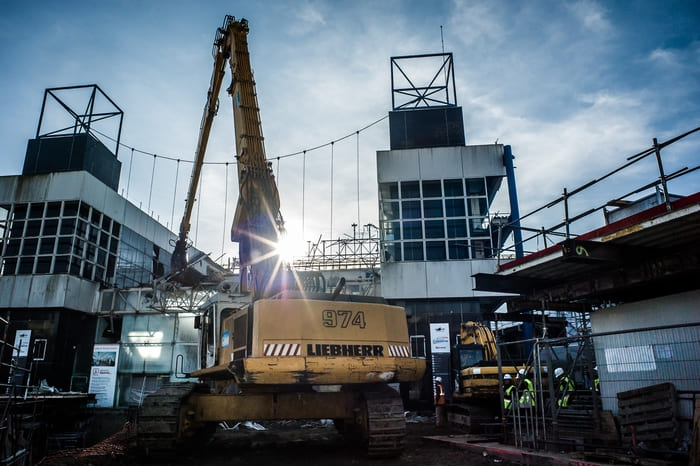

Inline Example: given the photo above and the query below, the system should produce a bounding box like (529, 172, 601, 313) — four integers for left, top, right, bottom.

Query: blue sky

(1, 0, 698, 261)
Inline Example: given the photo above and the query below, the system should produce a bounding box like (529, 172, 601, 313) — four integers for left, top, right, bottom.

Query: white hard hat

(517, 369, 526, 376)
(435, 376, 442, 383)
(554, 368, 564, 378)
(594, 366, 598, 371)
(503, 374, 512, 380)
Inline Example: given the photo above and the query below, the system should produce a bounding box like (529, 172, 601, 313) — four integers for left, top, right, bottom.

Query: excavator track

(136, 382, 201, 456)
(364, 389, 407, 458)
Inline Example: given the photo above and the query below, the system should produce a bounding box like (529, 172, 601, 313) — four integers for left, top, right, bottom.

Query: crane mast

(171, 16, 282, 299)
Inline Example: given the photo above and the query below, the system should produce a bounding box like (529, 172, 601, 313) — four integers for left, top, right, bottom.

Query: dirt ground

(37, 415, 522, 466)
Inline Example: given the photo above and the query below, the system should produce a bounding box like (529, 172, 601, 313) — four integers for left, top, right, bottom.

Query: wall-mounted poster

(88, 344, 120, 407)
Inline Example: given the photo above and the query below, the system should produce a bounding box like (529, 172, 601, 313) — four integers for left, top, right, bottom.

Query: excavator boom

(171, 16, 282, 300)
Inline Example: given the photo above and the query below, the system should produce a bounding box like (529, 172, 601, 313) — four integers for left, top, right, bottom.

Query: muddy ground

(38, 415, 521, 466)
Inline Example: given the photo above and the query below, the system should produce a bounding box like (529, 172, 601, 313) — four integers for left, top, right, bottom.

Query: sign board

(429, 323, 451, 353)
(13, 330, 31, 357)
(88, 344, 120, 407)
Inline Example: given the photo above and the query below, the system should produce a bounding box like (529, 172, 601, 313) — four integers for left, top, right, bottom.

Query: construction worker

(516, 369, 535, 408)
(591, 366, 600, 392)
(434, 376, 446, 405)
(503, 373, 515, 410)
(555, 367, 575, 408)
(434, 376, 446, 426)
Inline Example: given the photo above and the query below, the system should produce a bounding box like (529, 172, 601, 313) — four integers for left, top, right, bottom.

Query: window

(424, 220, 444, 239)
(401, 181, 420, 198)
(379, 182, 399, 200)
(402, 201, 421, 219)
(423, 200, 443, 218)
(378, 176, 495, 263)
(444, 179, 463, 197)
(403, 221, 422, 239)
(422, 180, 442, 198)
(426, 241, 446, 260)
(449, 241, 470, 259)
(403, 242, 424, 261)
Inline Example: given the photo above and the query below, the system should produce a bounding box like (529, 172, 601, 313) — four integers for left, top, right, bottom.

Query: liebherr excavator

(136, 16, 425, 458)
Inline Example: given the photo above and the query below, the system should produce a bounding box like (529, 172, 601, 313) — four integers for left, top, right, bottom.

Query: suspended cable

(126, 147, 134, 197)
(195, 168, 203, 246)
(302, 150, 306, 240)
(356, 131, 360, 229)
(221, 162, 229, 257)
(90, 114, 388, 166)
(148, 154, 156, 212)
(330, 141, 334, 241)
(170, 159, 180, 230)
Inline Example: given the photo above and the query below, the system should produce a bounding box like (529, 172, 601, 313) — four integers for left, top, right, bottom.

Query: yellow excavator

(137, 15, 425, 458)
(447, 321, 525, 428)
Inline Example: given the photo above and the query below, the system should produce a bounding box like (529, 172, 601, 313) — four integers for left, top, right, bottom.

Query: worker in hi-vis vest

(555, 367, 575, 408)
(503, 373, 515, 410)
(516, 369, 535, 408)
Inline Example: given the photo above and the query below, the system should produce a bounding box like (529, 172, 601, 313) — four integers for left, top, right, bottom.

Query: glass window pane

(382, 222, 400, 241)
(43, 219, 58, 236)
(471, 239, 492, 259)
(60, 218, 76, 235)
(18, 257, 34, 274)
(384, 242, 401, 262)
(46, 202, 62, 218)
(76, 220, 88, 238)
(446, 219, 467, 238)
(401, 181, 420, 199)
(112, 223, 121, 238)
(22, 238, 38, 255)
(381, 202, 400, 221)
(422, 180, 441, 198)
(469, 218, 490, 237)
(402, 201, 421, 219)
(10, 221, 24, 237)
(73, 239, 85, 257)
(424, 220, 444, 239)
(26, 220, 42, 237)
(102, 215, 112, 232)
(39, 238, 55, 255)
(426, 241, 446, 260)
(13, 205, 28, 220)
(99, 232, 109, 249)
(403, 221, 422, 239)
(403, 242, 424, 261)
(467, 198, 488, 216)
(449, 240, 470, 259)
(379, 183, 399, 200)
(2, 258, 17, 275)
(466, 178, 486, 196)
(35, 256, 51, 273)
(5, 239, 21, 256)
(91, 209, 101, 226)
(28, 203, 44, 219)
(70, 256, 81, 275)
(109, 237, 119, 254)
(445, 199, 465, 217)
(82, 262, 93, 279)
(63, 201, 79, 217)
(54, 255, 69, 273)
(423, 200, 443, 218)
(79, 203, 90, 220)
(57, 237, 72, 254)
(444, 179, 463, 197)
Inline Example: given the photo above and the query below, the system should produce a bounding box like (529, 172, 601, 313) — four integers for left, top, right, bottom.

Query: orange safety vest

(435, 382, 445, 405)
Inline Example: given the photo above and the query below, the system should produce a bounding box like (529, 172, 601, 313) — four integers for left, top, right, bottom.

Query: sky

(1, 0, 699, 263)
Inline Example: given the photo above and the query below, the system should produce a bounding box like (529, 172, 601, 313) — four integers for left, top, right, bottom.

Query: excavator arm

(171, 16, 283, 299)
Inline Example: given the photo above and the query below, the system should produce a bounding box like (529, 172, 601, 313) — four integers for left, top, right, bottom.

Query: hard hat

(435, 376, 442, 383)
(517, 369, 526, 377)
(554, 368, 564, 378)
(503, 374, 512, 380)
(594, 366, 598, 371)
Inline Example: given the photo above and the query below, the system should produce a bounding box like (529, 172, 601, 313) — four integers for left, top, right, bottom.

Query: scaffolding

(292, 224, 380, 271)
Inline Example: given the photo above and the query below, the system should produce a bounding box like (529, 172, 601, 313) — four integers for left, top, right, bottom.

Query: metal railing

(495, 127, 700, 264)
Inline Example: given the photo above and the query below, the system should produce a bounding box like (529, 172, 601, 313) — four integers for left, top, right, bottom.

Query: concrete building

(0, 85, 220, 404)
(376, 54, 520, 401)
